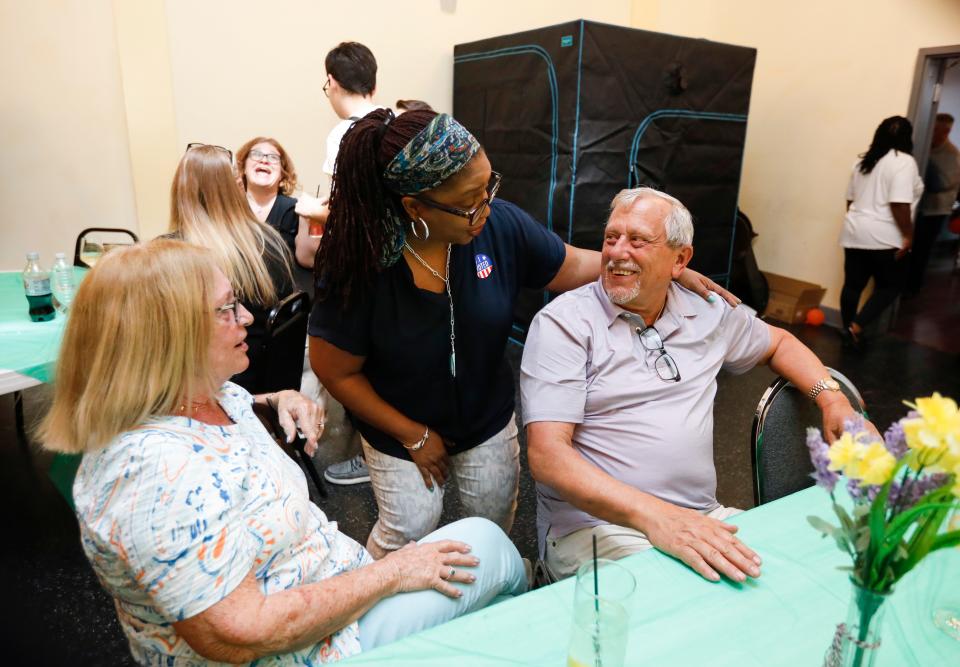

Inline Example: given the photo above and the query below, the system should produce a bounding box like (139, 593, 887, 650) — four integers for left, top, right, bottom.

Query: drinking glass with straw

(567, 536, 636, 667)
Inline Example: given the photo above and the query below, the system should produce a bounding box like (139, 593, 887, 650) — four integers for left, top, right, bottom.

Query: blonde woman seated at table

(170, 143, 295, 395)
(39, 240, 526, 666)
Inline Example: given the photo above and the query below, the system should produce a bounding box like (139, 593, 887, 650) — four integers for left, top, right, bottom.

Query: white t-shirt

(322, 103, 383, 176)
(840, 150, 923, 250)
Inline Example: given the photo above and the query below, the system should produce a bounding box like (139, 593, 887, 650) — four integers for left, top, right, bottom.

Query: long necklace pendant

(450, 351, 456, 378)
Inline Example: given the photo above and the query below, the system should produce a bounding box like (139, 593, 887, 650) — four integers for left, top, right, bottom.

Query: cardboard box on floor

(762, 272, 827, 324)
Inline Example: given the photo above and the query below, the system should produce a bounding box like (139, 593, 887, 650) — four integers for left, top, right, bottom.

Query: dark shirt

(308, 199, 566, 459)
(266, 194, 314, 296)
(231, 246, 295, 394)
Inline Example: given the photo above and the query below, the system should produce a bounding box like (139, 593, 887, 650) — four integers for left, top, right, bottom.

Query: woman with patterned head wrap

(310, 109, 736, 558)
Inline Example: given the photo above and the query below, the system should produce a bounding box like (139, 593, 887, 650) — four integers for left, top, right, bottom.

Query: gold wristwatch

(808, 378, 841, 401)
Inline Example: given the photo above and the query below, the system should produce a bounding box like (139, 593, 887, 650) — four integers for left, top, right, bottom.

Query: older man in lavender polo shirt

(521, 187, 863, 583)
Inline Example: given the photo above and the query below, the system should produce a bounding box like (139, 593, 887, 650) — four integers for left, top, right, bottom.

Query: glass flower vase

(824, 579, 891, 667)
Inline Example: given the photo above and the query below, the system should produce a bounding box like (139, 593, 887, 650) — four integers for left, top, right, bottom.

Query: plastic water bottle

(51, 252, 75, 314)
(23, 252, 55, 322)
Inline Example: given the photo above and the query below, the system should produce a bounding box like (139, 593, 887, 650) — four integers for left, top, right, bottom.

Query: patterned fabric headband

(382, 113, 480, 195)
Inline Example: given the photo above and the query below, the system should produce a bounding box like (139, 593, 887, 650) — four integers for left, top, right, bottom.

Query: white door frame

(907, 45, 960, 174)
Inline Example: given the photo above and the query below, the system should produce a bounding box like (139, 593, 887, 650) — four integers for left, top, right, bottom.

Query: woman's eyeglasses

(635, 325, 681, 382)
(186, 142, 233, 163)
(248, 149, 281, 165)
(415, 171, 502, 226)
(214, 299, 240, 323)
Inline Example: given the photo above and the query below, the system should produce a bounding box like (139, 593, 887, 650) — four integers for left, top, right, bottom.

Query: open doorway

(892, 46, 960, 354)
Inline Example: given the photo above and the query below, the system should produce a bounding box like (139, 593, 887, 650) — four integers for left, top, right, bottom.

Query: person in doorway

(906, 113, 960, 294)
(308, 108, 737, 559)
(839, 116, 923, 349)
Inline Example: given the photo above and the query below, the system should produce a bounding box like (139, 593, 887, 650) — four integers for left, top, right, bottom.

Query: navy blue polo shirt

(308, 199, 565, 460)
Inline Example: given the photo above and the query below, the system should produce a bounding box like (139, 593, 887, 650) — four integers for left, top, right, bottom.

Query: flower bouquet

(806, 394, 960, 667)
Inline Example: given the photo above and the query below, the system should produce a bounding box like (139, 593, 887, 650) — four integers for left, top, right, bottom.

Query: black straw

(592, 534, 599, 612)
(593, 534, 601, 667)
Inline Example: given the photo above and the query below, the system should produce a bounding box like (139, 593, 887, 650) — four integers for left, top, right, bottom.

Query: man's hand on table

(644, 501, 762, 583)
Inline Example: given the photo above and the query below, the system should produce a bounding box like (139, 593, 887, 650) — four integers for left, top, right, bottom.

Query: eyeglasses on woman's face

(186, 142, 233, 163)
(248, 149, 281, 165)
(415, 171, 502, 226)
(214, 298, 242, 323)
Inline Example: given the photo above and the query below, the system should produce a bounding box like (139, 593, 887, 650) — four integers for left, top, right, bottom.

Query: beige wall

(1, 0, 631, 266)
(6, 0, 960, 306)
(0, 0, 138, 270)
(632, 0, 960, 309)
(162, 0, 631, 199)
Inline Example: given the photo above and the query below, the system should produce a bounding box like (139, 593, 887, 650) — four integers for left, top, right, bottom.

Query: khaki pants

(544, 505, 742, 580)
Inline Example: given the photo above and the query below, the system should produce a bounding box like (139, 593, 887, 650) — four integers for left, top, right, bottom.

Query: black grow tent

(453, 20, 756, 340)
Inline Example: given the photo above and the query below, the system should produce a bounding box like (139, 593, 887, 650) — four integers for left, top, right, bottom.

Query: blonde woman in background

(40, 239, 526, 665)
(170, 143, 295, 393)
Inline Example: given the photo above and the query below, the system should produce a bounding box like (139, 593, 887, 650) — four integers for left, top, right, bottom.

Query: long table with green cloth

(344, 486, 959, 666)
(0, 269, 84, 386)
(1, 268, 86, 502)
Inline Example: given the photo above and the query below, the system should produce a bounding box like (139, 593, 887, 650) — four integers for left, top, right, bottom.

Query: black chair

(73, 227, 140, 268)
(751, 367, 867, 505)
(259, 291, 326, 498)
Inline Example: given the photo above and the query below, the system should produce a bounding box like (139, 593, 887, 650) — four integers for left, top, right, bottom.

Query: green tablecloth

(1, 269, 87, 507)
(0, 268, 85, 383)
(344, 487, 959, 665)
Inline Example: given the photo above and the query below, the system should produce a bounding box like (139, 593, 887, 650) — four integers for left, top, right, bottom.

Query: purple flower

(843, 415, 867, 437)
(807, 427, 839, 492)
(845, 477, 881, 502)
(887, 473, 951, 512)
(884, 420, 908, 459)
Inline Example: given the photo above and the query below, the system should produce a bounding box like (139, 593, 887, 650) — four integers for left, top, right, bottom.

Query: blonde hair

(39, 240, 218, 453)
(170, 144, 292, 305)
(236, 136, 299, 195)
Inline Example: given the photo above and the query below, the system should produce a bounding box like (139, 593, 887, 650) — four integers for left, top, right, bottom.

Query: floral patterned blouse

(73, 382, 372, 665)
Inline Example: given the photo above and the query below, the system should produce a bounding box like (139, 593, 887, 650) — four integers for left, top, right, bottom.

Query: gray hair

(609, 187, 694, 248)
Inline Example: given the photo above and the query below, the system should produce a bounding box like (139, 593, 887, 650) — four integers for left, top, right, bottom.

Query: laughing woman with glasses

(236, 137, 318, 294)
(170, 143, 296, 393)
(310, 109, 736, 558)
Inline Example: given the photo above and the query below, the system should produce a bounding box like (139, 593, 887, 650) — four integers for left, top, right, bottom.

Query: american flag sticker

(475, 253, 494, 279)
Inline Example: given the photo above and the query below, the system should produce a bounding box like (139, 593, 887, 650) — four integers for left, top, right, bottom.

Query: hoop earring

(411, 217, 430, 240)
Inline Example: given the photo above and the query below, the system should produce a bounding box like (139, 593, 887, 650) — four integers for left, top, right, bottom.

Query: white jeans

(544, 505, 743, 579)
(361, 415, 520, 559)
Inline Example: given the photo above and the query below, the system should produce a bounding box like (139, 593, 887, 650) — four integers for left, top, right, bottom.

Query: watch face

(826, 379, 841, 392)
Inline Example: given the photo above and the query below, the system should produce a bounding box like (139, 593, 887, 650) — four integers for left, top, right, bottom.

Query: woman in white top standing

(839, 115, 923, 348)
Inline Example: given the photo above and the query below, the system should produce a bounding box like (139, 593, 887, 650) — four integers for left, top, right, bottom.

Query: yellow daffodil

(853, 442, 897, 486)
(827, 432, 865, 474)
(902, 394, 960, 471)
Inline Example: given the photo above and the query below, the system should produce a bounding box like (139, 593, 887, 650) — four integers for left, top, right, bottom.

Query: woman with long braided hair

(310, 109, 736, 558)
